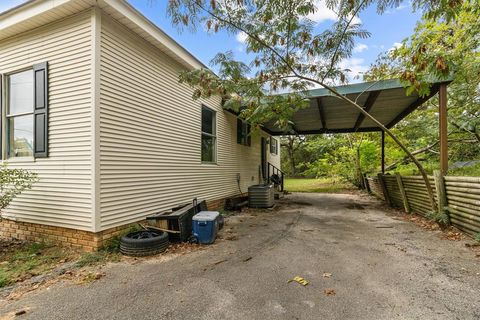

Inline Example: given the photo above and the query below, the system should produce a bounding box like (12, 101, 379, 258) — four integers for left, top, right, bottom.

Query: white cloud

(388, 42, 403, 52)
(307, 1, 338, 23)
(353, 43, 368, 53)
(347, 14, 362, 25)
(236, 31, 248, 43)
(339, 57, 369, 83)
(307, 0, 361, 25)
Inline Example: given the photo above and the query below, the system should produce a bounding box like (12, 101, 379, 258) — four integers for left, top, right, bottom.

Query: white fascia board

(103, 0, 206, 70)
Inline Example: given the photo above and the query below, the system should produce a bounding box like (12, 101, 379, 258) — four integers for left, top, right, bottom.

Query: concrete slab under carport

(2, 192, 479, 320)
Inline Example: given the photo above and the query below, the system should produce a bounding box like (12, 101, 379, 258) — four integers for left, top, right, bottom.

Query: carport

(262, 79, 450, 174)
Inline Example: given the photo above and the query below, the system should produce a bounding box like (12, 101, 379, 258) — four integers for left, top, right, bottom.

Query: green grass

(0, 237, 125, 288)
(0, 242, 70, 288)
(284, 178, 354, 193)
(75, 251, 121, 268)
(449, 162, 480, 177)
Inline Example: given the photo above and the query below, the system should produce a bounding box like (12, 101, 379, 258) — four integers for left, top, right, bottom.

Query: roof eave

(0, 0, 72, 31)
(0, 0, 207, 71)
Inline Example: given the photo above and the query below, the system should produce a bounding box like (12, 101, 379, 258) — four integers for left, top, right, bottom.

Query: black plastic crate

(146, 199, 207, 242)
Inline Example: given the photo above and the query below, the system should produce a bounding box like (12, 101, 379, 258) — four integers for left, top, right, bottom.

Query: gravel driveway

(1, 192, 479, 320)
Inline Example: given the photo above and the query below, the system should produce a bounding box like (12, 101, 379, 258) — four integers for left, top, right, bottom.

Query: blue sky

(0, 0, 421, 82)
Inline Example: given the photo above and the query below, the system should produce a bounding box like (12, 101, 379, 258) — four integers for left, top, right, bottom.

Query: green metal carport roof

(262, 79, 449, 135)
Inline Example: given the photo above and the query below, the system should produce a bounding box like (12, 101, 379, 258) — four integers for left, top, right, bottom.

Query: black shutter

(33, 62, 48, 158)
(237, 118, 242, 144)
(246, 124, 251, 146)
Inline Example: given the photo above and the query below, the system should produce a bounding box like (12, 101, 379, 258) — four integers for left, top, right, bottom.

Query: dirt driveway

(1, 192, 480, 320)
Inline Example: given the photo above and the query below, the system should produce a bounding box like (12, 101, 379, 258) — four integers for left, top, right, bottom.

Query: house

(0, 0, 281, 251)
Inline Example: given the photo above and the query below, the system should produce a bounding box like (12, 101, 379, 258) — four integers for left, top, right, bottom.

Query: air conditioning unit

(248, 184, 274, 208)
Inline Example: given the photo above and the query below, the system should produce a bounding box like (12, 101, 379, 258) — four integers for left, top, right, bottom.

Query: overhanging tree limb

(167, 0, 440, 212)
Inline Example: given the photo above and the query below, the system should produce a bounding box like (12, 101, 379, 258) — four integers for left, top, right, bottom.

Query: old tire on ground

(120, 229, 169, 257)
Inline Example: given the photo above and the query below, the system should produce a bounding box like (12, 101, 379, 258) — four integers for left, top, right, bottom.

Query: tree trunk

(289, 138, 296, 176)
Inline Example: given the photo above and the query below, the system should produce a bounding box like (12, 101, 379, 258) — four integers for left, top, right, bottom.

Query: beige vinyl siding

(99, 14, 279, 230)
(268, 137, 281, 169)
(0, 10, 94, 230)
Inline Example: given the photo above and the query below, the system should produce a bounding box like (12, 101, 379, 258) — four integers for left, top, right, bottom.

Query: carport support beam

(381, 131, 385, 174)
(439, 84, 448, 175)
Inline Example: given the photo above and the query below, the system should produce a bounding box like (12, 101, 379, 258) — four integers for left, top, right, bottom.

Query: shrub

(0, 164, 38, 211)
(426, 207, 450, 226)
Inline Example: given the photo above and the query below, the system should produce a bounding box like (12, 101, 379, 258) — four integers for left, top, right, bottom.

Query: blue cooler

(192, 211, 219, 244)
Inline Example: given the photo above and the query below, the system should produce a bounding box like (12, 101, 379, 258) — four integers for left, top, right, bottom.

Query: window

(270, 137, 278, 155)
(7, 70, 34, 158)
(3, 62, 49, 159)
(201, 105, 216, 162)
(237, 118, 251, 146)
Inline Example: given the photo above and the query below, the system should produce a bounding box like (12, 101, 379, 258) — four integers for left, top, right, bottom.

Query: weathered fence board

(367, 173, 480, 237)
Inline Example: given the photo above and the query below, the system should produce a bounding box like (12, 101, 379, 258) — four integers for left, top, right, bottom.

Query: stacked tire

(120, 229, 169, 257)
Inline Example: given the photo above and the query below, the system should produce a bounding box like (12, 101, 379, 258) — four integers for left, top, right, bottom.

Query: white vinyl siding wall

(0, 11, 94, 230)
(99, 14, 280, 230)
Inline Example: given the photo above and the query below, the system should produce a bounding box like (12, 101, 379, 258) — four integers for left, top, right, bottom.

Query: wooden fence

(365, 173, 480, 237)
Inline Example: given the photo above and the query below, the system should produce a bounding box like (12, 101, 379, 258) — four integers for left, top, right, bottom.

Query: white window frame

(270, 137, 278, 155)
(4, 68, 35, 160)
(201, 105, 217, 164)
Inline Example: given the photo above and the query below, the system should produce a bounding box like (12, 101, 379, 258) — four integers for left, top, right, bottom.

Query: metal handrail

(267, 162, 285, 192)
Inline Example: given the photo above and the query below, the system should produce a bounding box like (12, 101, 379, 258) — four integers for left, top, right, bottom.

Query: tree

(165, 0, 460, 211)
(366, 0, 480, 170)
(0, 164, 38, 212)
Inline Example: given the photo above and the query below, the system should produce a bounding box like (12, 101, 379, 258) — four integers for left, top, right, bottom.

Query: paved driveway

(2, 193, 480, 320)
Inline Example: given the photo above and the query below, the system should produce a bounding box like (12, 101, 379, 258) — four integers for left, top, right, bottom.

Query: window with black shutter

(5, 62, 48, 159)
(237, 118, 251, 146)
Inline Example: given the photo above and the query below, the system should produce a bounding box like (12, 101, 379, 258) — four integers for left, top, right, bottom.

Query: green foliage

(475, 233, 480, 242)
(167, 0, 378, 129)
(0, 164, 38, 211)
(426, 207, 450, 225)
(449, 162, 480, 177)
(284, 178, 353, 193)
(75, 251, 120, 268)
(364, 1, 480, 174)
(0, 242, 68, 288)
(167, 0, 478, 181)
(281, 133, 383, 184)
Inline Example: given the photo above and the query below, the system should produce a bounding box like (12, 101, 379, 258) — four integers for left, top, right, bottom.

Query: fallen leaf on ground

(322, 273, 332, 278)
(324, 288, 336, 295)
(441, 230, 462, 241)
(288, 276, 309, 286)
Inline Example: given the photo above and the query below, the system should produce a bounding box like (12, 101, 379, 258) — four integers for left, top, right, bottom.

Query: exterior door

(261, 137, 267, 181)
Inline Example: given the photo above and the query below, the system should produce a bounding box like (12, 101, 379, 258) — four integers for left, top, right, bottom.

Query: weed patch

(0, 241, 72, 288)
